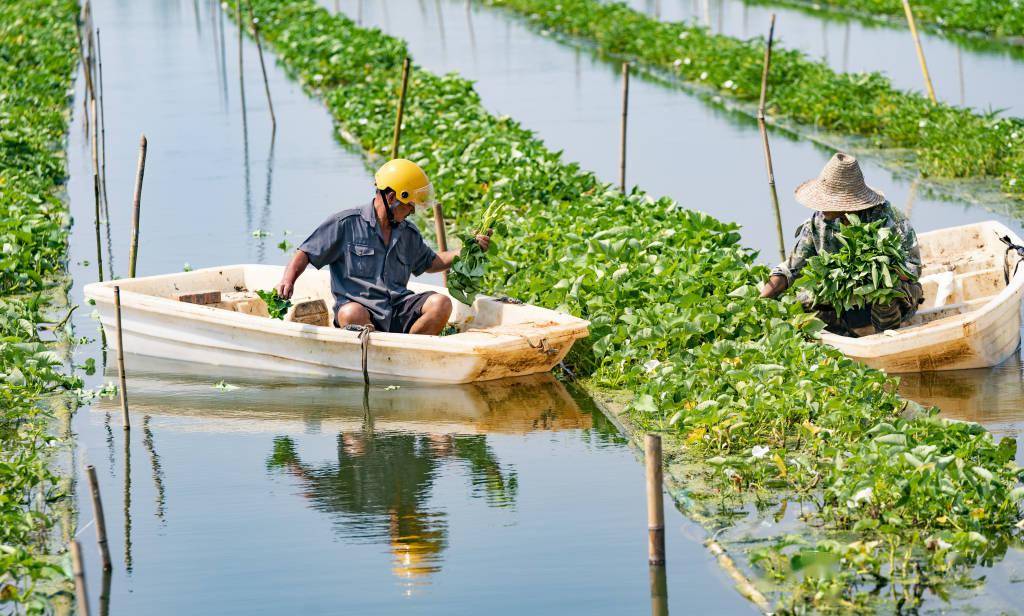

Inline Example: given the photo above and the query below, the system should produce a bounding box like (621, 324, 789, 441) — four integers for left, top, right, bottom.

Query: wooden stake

(113, 286, 130, 430)
(246, 1, 276, 131)
(757, 15, 787, 264)
(390, 57, 411, 160)
(433, 202, 449, 285)
(900, 0, 936, 104)
(75, 13, 95, 135)
(85, 465, 112, 571)
(645, 433, 665, 565)
(619, 62, 629, 195)
(97, 28, 110, 214)
(70, 540, 91, 616)
(128, 135, 148, 278)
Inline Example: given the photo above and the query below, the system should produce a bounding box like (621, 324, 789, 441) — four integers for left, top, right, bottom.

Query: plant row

(479, 0, 1024, 198)
(0, 0, 81, 611)
(232, 0, 1022, 610)
(751, 0, 1024, 41)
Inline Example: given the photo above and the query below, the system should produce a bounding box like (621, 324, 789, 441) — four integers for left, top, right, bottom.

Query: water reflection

(97, 362, 604, 586)
(267, 430, 515, 585)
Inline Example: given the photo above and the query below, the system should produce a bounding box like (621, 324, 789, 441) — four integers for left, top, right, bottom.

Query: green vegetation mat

(478, 0, 1024, 199)
(233, 0, 1023, 610)
(0, 0, 80, 610)
(753, 0, 1024, 41)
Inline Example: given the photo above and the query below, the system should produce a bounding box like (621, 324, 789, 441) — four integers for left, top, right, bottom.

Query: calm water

(337, 0, 1024, 453)
(65, 0, 752, 613)
(623, 0, 1024, 116)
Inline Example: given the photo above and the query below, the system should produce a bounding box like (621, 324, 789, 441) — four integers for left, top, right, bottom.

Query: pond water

(64, 0, 753, 613)
(622, 0, 1024, 116)
(335, 0, 1024, 454)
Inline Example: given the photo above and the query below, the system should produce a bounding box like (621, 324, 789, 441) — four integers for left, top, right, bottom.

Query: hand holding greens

(794, 214, 915, 313)
(447, 202, 505, 306)
(257, 289, 293, 319)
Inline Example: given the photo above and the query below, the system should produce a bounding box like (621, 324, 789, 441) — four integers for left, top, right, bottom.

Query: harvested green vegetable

(447, 202, 506, 305)
(256, 289, 292, 319)
(794, 214, 915, 313)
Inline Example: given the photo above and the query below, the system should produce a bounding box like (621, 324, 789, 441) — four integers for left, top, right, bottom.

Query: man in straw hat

(760, 153, 923, 335)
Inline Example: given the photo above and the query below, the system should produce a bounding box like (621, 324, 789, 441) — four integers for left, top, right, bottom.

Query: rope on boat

(998, 234, 1024, 285)
(357, 324, 374, 386)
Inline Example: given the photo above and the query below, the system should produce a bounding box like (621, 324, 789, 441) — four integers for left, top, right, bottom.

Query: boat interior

(104, 264, 576, 335)
(905, 223, 1019, 328)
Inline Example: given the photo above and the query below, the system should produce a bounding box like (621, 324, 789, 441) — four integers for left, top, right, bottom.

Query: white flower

(850, 487, 873, 507)
(751, 445, 770, 459)
(925, 536, 953, 551)
(684, 57, 692, 65)
(358, 118, 368, 125)
(918, 119, 928, 128)
(643, 359, 662, 373)
(313, 73, 324, 83)
(722, 79, 734, 89)
(1010, 178, 1018, 186)
(678, 31, 689, 40)
(699, 71, 708, 80)
(673, 59, 682, 67)
(1012, 132, 1020, 139)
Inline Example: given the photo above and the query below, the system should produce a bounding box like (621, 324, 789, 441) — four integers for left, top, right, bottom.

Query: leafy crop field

(753, 0, 1024, 41)
(233, 0, 1022, 610)
(0, 0, 80, 610)
(479, 0, 1024, 199)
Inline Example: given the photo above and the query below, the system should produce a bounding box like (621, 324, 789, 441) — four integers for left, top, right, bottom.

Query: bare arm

(425, 233, 492, 274)
(760, 274, 789, 299)
(275, 250, 310, 299)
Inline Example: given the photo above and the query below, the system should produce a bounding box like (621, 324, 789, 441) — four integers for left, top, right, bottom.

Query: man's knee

(337, 302, 371, 326)
(423, 293, 452, 319)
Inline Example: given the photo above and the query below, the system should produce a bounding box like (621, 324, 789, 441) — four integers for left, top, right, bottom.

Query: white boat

(83, 264, 589, 384)
(821, 221, 1024, 372)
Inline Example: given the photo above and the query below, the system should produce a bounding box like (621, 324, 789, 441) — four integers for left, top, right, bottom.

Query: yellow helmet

(374, 159, 435, 209)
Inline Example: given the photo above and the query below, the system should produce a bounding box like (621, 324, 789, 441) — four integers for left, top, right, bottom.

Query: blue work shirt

(298, 202, 438, 331)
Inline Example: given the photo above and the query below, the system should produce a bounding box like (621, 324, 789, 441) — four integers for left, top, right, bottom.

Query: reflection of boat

(83, 264, 589, 383)
(96, 357, 592, 435)
(822, 222, 1024, 372)
(897, 355, 1024, 424)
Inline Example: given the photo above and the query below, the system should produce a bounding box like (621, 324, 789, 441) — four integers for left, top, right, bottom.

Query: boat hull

(84, 265, 589, 384)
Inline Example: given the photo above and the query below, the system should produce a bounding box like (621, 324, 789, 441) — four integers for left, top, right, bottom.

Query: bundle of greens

(256, 289, 293, 319)
(794, 214, 916, 313)
(447, 202, 506, 306)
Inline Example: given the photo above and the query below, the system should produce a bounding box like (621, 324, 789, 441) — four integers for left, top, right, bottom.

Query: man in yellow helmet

(274, 159, 490, 335)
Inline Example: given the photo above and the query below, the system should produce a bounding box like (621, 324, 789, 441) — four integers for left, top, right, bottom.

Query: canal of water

(65, 0, 754, 613)
(622, 0, 1024, 116)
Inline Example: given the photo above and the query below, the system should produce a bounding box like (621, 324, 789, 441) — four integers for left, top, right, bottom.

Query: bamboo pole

(433, 203, 449, 285)
(128, 135, 148, 278)
(390, 57, 411, 160)
(85, 465, 112, 571)
(91, 97, 105, 282)
(900, 0, 936, 104)
(97, 28, 109, 214)
(237, 0, 246, 117)
(75, 12, 94, 137)
(246, 1, 276, 131)
(649, 564, 668, 616)
(70, 541, 91, 616)
(645, 434, 665, 565)
(757, 15, 787, 264)
(619, 62, 630, 195)
(113, 286, 130, 429)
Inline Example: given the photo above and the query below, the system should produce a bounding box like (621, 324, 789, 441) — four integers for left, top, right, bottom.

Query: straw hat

(794, 152, 886, 212)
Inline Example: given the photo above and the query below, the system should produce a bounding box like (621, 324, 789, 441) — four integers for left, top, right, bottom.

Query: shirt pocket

(346, 243, 378, 279)
(389, 244, 414, 287)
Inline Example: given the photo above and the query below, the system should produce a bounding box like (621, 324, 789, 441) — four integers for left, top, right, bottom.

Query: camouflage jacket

(770, 202, 922, 286)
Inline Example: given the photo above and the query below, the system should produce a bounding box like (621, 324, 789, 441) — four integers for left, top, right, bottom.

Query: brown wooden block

(176, 290, 222, 305)
(286, 299, 329, 327)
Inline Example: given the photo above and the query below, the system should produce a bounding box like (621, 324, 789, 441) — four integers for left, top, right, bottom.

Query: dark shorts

(336, 291, 436, 334)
